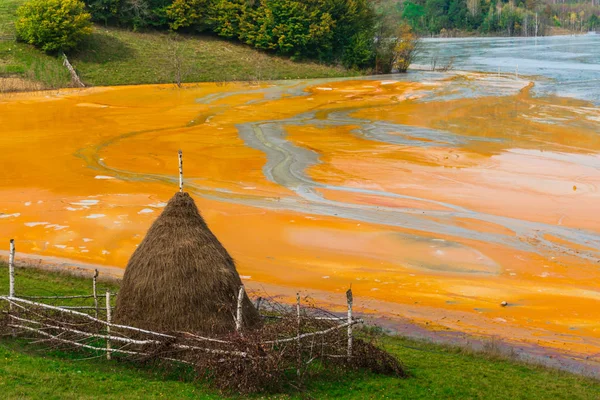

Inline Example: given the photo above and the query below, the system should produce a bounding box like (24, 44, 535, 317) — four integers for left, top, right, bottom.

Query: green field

(0, 0, 350, 91)
(1, 264, 599, 399)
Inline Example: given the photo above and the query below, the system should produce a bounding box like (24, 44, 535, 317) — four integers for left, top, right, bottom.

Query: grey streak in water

(77, 71, 600, 274)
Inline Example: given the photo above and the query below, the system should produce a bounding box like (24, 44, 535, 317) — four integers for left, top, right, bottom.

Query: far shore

(422, 27, 594, 39)
(0, 27, 594, 96)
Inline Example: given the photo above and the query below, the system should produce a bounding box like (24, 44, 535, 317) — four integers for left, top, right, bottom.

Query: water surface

(1, 36, 599, 366)
(419, 34, 600, 103)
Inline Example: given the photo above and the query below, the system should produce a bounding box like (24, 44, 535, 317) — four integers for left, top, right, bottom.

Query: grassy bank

(0, 0, 350, 91)
(1, 264, 599, 399)
(0, 0, 70, 91)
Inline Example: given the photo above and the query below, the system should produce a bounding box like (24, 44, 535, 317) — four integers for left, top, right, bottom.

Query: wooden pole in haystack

(93, 269, 99, 318)
(347, 287, 353, 362)
(236, 286, 244, 333)
(106, 291, 112, 360)
(296, 292, 301, 377)
(178, 150, 183, 193)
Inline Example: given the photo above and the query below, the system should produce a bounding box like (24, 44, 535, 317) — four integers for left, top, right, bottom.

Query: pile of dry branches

(1, 293, 405, 394)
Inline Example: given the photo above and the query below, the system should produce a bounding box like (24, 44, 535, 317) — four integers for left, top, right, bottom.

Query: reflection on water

(0, 63, 599, 364)
(419, 34, 600, 103)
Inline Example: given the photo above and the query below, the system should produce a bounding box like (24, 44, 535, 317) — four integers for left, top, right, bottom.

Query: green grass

(70, 28, 351, 86)
(0, 0, 351, 91)
(0, 0, 19, 36)
(1, 264, 599, 399)
(0, 0, 71, 90)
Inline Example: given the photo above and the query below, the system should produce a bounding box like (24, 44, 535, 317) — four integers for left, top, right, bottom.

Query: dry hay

(115, 192, 261, 335)
(0, 76, 44, 93)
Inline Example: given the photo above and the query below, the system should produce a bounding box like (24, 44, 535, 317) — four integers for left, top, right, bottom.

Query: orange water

(1, 75, 599, 358)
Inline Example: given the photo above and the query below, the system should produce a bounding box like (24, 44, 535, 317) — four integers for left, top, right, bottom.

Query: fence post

(255, 296, 262, 313)
(8, 239, 15, 337)
(92, 269, 99, 318)
(106, 291, 112, 360)
(8, 239, 15, 298)
(347, 287, 353, 362)
(236, 286, 244, 332)
(178, 150, 183, 193)
(296, 292, 301, 377)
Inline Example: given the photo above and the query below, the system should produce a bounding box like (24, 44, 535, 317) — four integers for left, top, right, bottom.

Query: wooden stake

(255, 296, 262, 312)
(8, 239, 15, 297)
(92, 269, 99, 318)
(106, 291, 112, 360)
(296, 292, 301, 377)
(178, 150, 183, 192)
(8, 239, 15, 337)
(62, 53, 85, 88)
(236, 286, 244, 332)
(346, 287, 353, 362)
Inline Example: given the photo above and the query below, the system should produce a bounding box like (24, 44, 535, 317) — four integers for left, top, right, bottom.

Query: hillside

(0, 0, 350, 92)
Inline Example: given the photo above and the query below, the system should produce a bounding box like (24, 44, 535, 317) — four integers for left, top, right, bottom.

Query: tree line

(382, 0, 599, 36)
(14, 0, 421, 73)
(82, 0, 419, 71)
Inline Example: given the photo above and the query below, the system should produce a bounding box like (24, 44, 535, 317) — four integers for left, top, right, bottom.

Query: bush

(343, 31, 375, 70)
(374, 23, 419, 74)
(15, 0, 93, 53)
(393, 24, 419, 73)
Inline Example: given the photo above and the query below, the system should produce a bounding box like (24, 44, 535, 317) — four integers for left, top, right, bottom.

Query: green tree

(425, 0, 450, 33)
(209, 0, 246, 38)
(15, 0, 93, 53)
(86, 0, 120, 25)
(448, 0, 468, 29)
(117, 0, 173, 30)
(167, 0, 212, 30)
(498, 4, 522, 35)
(318, 0, 375, 63)
(343, 30, 375, 69)
(480, 5, 497, 33)
(589, 14, 599, 31)
(402, 1, 425, 31)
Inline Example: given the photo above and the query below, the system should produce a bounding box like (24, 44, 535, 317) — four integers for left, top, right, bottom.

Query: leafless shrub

(430, 53, 438, 71)
(165, 34, 193, 88)
(437, 56, 455, 72)
(430, 54, 455, 72)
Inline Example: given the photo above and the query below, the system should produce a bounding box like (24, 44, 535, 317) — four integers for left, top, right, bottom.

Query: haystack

(115, 192, 260, 335)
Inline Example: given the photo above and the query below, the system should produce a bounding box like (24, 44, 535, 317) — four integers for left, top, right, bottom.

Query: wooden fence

(2, 239, 361, 365)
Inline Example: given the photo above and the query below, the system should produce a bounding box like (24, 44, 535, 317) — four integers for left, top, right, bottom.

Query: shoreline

(0, 31, 592, 97)
(421, 28, 593, 40)
(2, 250, 599, 379)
